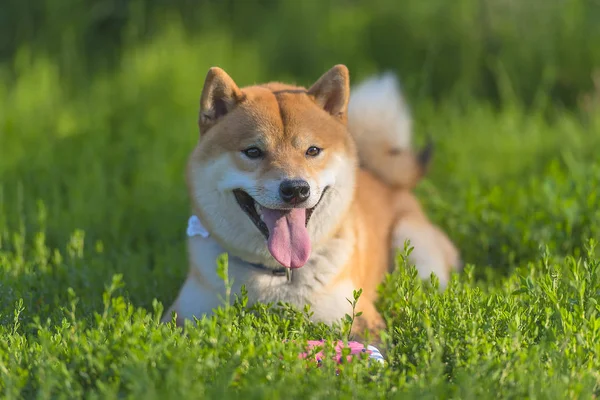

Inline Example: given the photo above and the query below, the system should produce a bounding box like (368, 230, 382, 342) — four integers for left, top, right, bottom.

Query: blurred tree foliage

(2, 0, 600, 108)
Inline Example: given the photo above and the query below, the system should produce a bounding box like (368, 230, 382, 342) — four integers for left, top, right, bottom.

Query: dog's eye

(242, 147, 263, 159)
(306, 146, 322, 157)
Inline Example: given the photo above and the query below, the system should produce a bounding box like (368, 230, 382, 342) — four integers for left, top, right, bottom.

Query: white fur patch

(217, 169, 257, 192)
(317, 154, 341, 188)
(308, 278, 355, 325)
(173, 276, 221, 320)
(183, 227, 356, 325)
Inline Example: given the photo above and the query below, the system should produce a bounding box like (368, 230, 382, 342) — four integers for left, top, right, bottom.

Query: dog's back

(347, 72, 461, 288)
(162, 66, 460, 334)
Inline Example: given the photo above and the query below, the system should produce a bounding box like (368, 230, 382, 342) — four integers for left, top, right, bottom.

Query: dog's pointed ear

(199, 67, 244, 133)
(308, 64, 350, 122)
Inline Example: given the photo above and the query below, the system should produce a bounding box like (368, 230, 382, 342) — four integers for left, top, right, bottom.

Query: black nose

(279, 180, 310, 204)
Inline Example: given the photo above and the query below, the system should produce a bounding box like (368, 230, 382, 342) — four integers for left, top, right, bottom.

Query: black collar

(228, 253, 290, 278)
(248, 262, 288, 277)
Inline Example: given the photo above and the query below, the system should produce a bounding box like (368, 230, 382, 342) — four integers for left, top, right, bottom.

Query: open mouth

(232, 187, 328, 269)
(232, 188, 327, 240)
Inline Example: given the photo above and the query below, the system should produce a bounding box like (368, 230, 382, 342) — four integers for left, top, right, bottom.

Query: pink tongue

(261, 208, 311, 269)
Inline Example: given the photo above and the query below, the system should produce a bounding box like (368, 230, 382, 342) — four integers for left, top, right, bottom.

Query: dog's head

(187, 65, 358, 269)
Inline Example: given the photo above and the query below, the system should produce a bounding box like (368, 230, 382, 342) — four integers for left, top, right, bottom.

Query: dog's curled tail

(347, 72, 432, 189)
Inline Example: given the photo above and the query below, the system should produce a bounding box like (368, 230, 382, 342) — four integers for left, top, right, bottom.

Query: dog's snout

(279, 180, 310, 204)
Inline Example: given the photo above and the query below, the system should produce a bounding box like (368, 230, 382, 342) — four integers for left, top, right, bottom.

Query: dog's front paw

(352, 304, 386, 343)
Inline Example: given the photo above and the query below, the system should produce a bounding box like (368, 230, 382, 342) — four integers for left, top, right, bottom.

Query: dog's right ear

(199, 67, 244, 133)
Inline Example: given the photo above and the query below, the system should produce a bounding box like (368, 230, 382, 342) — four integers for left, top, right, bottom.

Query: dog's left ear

(308, 64, 350, 122)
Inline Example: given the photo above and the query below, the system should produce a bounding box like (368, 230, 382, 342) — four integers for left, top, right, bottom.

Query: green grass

(2, 20, 600, 399)
(4, 0, 600, 107)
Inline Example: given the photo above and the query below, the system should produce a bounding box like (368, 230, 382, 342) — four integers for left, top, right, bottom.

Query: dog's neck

(186, 215, 290, 278)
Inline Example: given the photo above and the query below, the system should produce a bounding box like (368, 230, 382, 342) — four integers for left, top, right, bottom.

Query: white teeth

(254, 202, 262, 216)
(260, 214, 265, 222)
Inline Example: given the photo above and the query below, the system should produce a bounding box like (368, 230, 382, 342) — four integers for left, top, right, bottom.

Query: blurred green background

(1, 0, 600, 311)
(3, 0, 600, 105)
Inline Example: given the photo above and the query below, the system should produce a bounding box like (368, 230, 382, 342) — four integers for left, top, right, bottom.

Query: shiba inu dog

(162, 65, 460, 338)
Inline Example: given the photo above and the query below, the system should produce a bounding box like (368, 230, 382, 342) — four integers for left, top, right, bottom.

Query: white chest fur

(184, 216, 357, 325)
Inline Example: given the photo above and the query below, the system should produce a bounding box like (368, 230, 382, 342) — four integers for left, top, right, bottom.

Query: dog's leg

(432, 225, 462, 272)
(161, 273, 219, 326)
(352, 298, 386, 343)
(391, 217, 457, 289)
